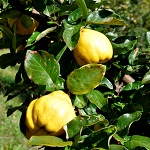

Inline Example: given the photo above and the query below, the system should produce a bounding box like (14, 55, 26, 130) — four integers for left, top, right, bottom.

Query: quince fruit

(25, 90, 76, 138)
(73, 28, 113, 66)
(8, 14, 39, 35)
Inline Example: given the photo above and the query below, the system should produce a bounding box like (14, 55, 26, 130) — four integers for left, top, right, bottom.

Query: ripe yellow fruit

(73, 28, 113, 66)
(8, 15, 39, 35)
(26, 90, 76, 138)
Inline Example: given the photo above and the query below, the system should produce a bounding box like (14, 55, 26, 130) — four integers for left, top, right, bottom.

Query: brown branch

(122, 74, 135, 84)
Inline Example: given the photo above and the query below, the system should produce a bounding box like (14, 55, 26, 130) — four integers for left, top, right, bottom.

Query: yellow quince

(73, 28, 113, 66)
(25, 90, 76, 139)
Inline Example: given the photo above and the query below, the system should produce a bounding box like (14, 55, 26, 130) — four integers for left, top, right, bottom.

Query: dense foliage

(0, 0, 150, 149)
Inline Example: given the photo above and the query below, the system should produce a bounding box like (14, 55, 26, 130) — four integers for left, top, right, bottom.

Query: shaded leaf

(63, 19, 86, 50)
(0, 51, 25, 69)
(66, 64, 106, 95)
(75, 0, 88, 20)
(0, 9, 21, 18)
(28, 136, 72, 147)
(24, 50, 60, 86)
(86, 10, 127, 26)
(86, 90, 108, 111)
(84, 125, 117, 149)
(112, 36, 137, 55)
(67, 115, 105, 138)
(124, 135, 150, 149)
(142, 70, 150, 84)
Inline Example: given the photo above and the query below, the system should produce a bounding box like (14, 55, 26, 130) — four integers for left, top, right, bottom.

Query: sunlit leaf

(28, 136, 72, 147)
(123, 81, 142, 91)
(68, 8, 82, 24)
(67, 64, 106, 95)
(73, 94, 88, 108)
(24, 50, 60, 87)
(110, 144, 127, 150)
(100, 77, 113, 89)
(115, 111, 142, 132)
(124, 135, 150, 149)
(86, 10, 127, 26)
(75, 0, 88, 20)
(142, 70, 150, 84)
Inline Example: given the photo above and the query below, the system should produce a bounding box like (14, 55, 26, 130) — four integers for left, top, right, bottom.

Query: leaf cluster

(0, 0, 150, 149)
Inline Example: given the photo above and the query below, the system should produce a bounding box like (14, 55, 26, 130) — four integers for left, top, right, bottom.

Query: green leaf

(112, 36, 137, 55)
(24, 50, 60, 86)
(86, 10, 127, 26)
(123, 81, 142, 91)
(68, 8, 82, 24)
(75, 0, 88, 20)
(73, 94, 88, 108)
(26, 31, 40, 46)
(124, 135, 150, 149)
(84, 125, 117, 149)
(115, 111, 142, 132)
(142, 70, 150, 84)
(66, 64, 106, 95)
(63, 19, 86, 50)
(43, 5, 60, 16)
(32, 0, 45, 12)
(100, 77, 113, 89)
(110, 144, 128, 150)
(0, 9, 21, 18)
(67, 115, 105, 138)
(86, 90, 108, 111)
(28, 136, 72, 147)
(0, 51, 24, 69)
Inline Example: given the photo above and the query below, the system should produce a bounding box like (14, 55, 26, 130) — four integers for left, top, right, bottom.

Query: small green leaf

(123, 81, 142, 91)
(75, 0, 88, 20)
(86, 90, 108, 111)
(63, 20, 86, 50)
(73, 94, 88, 108)
(28, 136, 72, 147)
(100, 77, 113, 89)
(142, 70, 150, 84)
(68, 8, 82, 24)
(124, 135, 150, 149)
(24, 50, 60, 86)
(86, 10, 127, 26)
(43, 5, 60, 16)
(26, 31, 40, 46)
(66, 64, 106, 95)
(110, 144, 128, 150)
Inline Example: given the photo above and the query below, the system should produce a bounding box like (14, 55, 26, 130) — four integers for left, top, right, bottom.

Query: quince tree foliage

(0, 0, 150, 149)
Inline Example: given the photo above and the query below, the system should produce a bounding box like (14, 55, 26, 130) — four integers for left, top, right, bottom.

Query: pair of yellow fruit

(9, 16, 113, 138)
